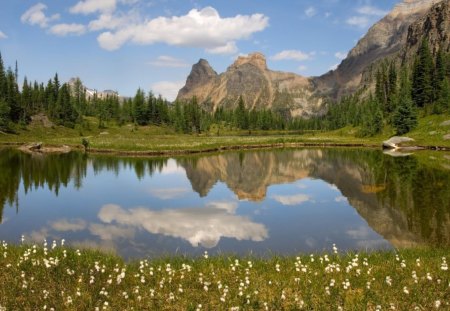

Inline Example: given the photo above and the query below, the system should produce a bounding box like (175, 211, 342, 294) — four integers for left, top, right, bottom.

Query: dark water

(0, 148, 449, 259)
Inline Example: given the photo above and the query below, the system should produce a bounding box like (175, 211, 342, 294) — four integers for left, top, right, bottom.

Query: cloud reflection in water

(98, 203, 268, 248)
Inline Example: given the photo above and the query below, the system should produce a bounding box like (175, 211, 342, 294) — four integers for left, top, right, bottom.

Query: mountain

(67, 77, 120, 100)
(177, 53, 322, 118)
(177, 0, 448, 116)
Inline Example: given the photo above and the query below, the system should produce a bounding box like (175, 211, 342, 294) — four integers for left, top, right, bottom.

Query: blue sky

(0, 0, 399, 100)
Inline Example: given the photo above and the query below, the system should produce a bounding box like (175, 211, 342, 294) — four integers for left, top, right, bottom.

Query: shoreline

(1, 140, 450, 157)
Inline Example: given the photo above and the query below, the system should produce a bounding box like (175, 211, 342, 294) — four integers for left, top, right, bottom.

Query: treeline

(1, 39, 449, 135)
(322, 39, 450, 136)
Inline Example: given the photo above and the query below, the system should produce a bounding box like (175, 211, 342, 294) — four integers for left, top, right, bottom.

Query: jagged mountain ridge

(177, 0, 448, 116)
(178, 53, 322, 117)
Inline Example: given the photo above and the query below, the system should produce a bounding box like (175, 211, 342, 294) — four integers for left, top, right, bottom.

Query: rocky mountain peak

(229, 52, 267, 71)
(177, 58, 218, 99)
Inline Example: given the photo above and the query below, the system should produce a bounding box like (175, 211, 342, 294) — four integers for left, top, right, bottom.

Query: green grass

(0, 241, 448, 310)
(1, 114, 449, 154)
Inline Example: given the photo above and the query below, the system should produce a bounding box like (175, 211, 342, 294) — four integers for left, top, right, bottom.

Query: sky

(0, 0, 400, 101)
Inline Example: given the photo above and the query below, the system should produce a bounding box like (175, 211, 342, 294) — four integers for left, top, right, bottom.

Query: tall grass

(0, 239, 448, 310)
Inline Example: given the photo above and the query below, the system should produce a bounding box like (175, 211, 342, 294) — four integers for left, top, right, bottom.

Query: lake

(0, 148, 449, 259)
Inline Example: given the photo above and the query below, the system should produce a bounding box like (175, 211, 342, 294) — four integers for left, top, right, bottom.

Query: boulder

(440, 120, 450, 127)
(382, 136, 415, 149)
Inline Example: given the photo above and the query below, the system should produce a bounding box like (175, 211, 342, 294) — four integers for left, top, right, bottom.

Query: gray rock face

(383, 136, 415, 149)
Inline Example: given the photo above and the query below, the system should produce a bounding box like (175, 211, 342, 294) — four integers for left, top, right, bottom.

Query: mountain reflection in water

(0, 148, 449, 258)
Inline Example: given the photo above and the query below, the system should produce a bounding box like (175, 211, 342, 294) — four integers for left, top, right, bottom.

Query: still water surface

(0, 148, 449, 259)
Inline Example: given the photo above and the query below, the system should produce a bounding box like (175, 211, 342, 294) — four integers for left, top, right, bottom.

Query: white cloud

(325, 12, 332, 18)
(205, 201, 238, 214)
(49, 23, 87, 36)
(271, 50, 313, 61)
(151, 80, 185, 102)
(0, 31, 7, 39)
(334, 196, 348, 203)
(272, 194, 311, 206)
(98, 204, 268, 248)
(305, 7, 317, 18)
(21, 3, 60, 28)
(148, 55, 189, 68)
(70, 0, 116, 15)
(357, 6, 388, 17)
(206, 41, 238, 55)
(96, 7, 268, 51)
(160, 159, 186, 175)
(334, 51, 348, 60)
(346, 16, 370, 28)
(88, 13, 134, 31)
(50, 219, 87, 231)
(89, 223, 135, 240)
(148, 187, 189, 200)
(298, 65, 307, 72)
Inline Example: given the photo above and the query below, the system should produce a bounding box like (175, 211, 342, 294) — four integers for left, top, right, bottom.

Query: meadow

(1, 114, 449, 155)
(0, 239, 448, 310)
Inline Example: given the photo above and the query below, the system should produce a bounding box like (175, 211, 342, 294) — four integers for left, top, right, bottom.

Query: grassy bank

(0, 241, 448, 310)
(1, 115, 449, 155)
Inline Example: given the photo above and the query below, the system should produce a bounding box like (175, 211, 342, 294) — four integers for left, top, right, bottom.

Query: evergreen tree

(132, 88, 147, 125)
(393, 69, 417, 135)
(5, 68, 21, 122)
(412, 39, 434, 108)
(0, 98, 10, 131)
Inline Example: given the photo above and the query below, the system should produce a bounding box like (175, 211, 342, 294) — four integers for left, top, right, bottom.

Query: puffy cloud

(334, 51, 348, 60)
(148, 187, 189, 200)
(271, 50, 313, 61)
(70, 0, 116, 15)
(356, 6, 388, 17)
(346, 16, 370, 28)
(272, 194, 311, 206)
(88, 13, 135, 31)
(98, 204, 268, 248)
(148, 56, 189, 68)
(305, 6, 317, 18)
(21, 3, 60, 28)
(151, 81, 185, 102)
(49, 23, 87, 36)
(96, 7, 268, 51)
(0, 31, 7, 39)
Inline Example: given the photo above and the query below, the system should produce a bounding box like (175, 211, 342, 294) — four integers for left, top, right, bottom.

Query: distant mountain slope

(177, 0, 448, 116)
(315, 0, 443, 98)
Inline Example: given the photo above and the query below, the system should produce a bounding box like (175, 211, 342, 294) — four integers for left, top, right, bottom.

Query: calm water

(0, 148, 449, 259)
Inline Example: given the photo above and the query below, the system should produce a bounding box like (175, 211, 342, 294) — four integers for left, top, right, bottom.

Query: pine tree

(412, 39, 434, 108)
(393, 69, 417, 135)
(132, 88, 147, 125)
(0, 98, 10, 131)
